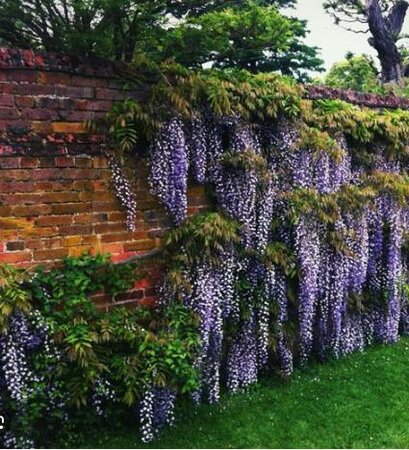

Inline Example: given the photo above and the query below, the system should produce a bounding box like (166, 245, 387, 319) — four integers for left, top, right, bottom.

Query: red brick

(79, 191, 112, 202)
(51, 122, 87, 133)
(20, 108, 54, 121)
(0, 157, 20, 169)
(38, 72, 71, 86)
(0, 93, 14, 107)
(36, 215, 73, 226)
(94, 222, 127, 234)
(61, 168, 97, 180)
(101, 232, 135, 243)
(31, 121, 52, 133)
(76, 99, 112, 111)
(92, 201, 119, 212)
(59, 224, 93, 235)
(74, 213, 107, 224)
(20, 157, 40, 168)
(82, 235, 100, 245)
(123, 240, 156, 252)
(51, 203, 91, 214)
(0, 107, 19, 119)
(8, 70, 38, 83)
(0, 251, 32, 263)
(4, 193, 41, 205)
(74, 157, 93, 168)
(6, 241, 25, 251)
(62, 236, 82, 247)
(15, 96, 34, 108)
(95, 88, 128, 100)
(33, 248, 69, 261)
(12, 204, 52, 216)
(41, 192, 80, 203)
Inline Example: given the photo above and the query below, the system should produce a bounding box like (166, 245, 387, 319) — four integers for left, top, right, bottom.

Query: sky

(287, 0, 378, 73)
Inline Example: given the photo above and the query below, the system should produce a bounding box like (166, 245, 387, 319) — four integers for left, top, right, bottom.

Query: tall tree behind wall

(0, 0, 323, 80)
(324, 0, 409, 84)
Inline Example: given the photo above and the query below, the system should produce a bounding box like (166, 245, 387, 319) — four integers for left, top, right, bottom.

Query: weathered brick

(0, 251, 32, 263)
(79, 191, 112, 202)
(38, 72, 71, 86)
(76, 99, 112, 111)
(31, 121, 52, 133)
(82, 234, 100, 245)
(33, 248, 69, 261)
(58, 110, 100, 121)
(51, 203, 91, 214)
(20, 108, 54, 120)
(12, 204, 52, 216)
(41, 192, 80, 203)
(101, 232, 135, 243)
(0, 93, 15, 107)
(100, 243, 124, 254)
(6, 241, 25, 251)
(94, 222, 127, 234)
(8, 70, 38, 83)
(20, 157, 40, 168)
(31, 169, 62, 181)
(61, 168, 97, 180)
(59, 224, 93, 235)
(51, 121, 87, 133)
(36, 215, 73, 227)
(63, 236, 82, 247)
(123, 240, 156, 252)
(15, 96, 34, 108)
(0, 206, 12, 216)
(95, 88, 128, 100)
(68, 246, 95, 257)
(92, 201, 119, 212)
(0, 107, 19, 119)
(0, 157, 20, 169)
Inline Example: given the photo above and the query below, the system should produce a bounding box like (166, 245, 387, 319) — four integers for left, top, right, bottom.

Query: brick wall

(0, 48, 209, 309)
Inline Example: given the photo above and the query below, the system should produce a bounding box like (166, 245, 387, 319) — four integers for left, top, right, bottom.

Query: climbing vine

(96, 63, 409, 440)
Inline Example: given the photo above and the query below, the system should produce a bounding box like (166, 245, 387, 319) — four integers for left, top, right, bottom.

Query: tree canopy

(323, 53, 383, 93)
(323, 0, 409, 84)
(0, 0, 323, 80)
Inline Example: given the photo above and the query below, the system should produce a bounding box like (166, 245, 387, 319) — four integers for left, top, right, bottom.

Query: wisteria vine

(147, 110, 409, 422)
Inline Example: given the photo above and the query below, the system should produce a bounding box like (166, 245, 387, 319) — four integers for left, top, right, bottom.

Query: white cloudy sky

(288, 0, 409, 73)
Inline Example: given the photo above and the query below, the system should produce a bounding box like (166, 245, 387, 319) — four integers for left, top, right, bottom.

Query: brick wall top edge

(0, 47, 128, 78)
(2, 48, 409, 110)
(304, 84, 409, 111)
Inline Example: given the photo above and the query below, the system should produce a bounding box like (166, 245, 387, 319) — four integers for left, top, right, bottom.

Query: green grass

(82, 338, 409, 448)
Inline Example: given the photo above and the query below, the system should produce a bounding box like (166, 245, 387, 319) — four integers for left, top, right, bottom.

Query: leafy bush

(0, 254, 199, 447)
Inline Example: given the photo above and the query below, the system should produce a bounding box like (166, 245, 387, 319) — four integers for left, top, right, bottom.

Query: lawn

(82, 338, 409, 449)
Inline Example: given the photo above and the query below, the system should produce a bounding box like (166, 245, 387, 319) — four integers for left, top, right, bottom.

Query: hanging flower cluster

(150, 117, 189, 224)
(151, 109, 409, 414)
(108, 156, 138, 231)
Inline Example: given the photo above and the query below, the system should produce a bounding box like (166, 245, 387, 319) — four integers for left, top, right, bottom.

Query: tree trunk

(365, 0, 408, 84)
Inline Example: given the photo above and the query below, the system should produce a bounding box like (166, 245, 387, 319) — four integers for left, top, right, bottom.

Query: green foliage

(298, 125, 345, 161)
(0, 264, 32, 333)
(0, 0, 323, 79)
(164, 213, 240, 268)
(220, 150, 271, 184)
(323, 54, 384, 94)
(100, 65, 304, 153)
(28, 254, 198, 408)
(158, 1, 323, 79)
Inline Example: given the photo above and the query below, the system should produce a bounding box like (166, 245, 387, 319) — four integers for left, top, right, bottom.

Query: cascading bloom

(150, 117, 189, 224)
(148, 113, 409, 440)
(108, 157, 138, 231)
